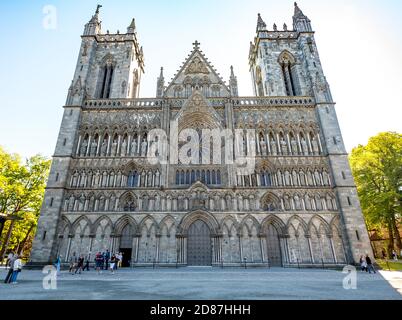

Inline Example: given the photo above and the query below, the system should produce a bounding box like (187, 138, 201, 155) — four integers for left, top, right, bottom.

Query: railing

(83, 96, 315, 109)
(232, 96, 315, 107)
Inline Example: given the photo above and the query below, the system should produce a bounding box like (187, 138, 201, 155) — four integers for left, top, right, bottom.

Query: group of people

(68, 250, 124, 275)
(360, 255, 376, 274)
(3, 252, 23, 284)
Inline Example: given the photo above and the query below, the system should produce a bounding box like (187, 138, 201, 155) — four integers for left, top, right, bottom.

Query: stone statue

(284, 170, 291, 185)
(131, 138, 137, 156)
(311, 137, 319, 155)
(101, 140, 108, 156)
(280, 137, 288, 155)
(90, 139, 97, 156)
(141, 139, 147, 157)
(80, 139, 88, 156)
(111, 140, 118, 157)
(291, 138, 298, 155)
(301, 137, 308, 155)
(260, 139, 267, 155)
(120, 139, 127, 156)
(270, 138, 277, 155)
(294, 194, 301, 210)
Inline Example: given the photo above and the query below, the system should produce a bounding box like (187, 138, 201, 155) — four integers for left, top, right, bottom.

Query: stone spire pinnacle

(229, 65, 238, 97)
(127, 18, 136, 34)
(84, 5, 102, 36)
(156, 67, 165, 98)
(256, 13, 267, 32)
(292, 2, 312, 32)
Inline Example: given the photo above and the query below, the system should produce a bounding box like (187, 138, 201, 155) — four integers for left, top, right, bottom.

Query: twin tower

(29, 3, 373, 267)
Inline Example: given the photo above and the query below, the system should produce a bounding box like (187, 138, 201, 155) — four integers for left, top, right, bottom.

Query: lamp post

(243, 257, 247, 269)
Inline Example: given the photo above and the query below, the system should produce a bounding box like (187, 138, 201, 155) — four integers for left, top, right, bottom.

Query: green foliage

(0, 146, 51, 257)
(350, 132, 402, 249)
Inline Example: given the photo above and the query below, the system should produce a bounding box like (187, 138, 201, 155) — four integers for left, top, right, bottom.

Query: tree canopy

(0, 146, 51, 259)
(350, 132, 402, 255)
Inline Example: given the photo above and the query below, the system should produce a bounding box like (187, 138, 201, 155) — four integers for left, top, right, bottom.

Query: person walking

(95, 252, 103, 274)
(75, 255, 84, 274)
(109, 254, 117, 274)
(359, 255, 367, 272)
(6, 252, 14, 270)
(366, 255, 376, 274)
(83, 255, 90, 271)
(117, 252, 123, 268)
(69, 252, 77, 274)
(392, 250, 398, 261)
(4, 253, 17, 284)
(55, 255, 61, 275)
(10, 254, 22, 284)
(104, 250, 110, 270)
(381, 249, 387, 260)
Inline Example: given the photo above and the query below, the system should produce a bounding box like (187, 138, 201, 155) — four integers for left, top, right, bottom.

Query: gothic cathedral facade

(30, 3, 373, 267)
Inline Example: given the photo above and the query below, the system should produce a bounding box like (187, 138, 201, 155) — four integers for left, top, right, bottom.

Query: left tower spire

(83, 4, 102, 36)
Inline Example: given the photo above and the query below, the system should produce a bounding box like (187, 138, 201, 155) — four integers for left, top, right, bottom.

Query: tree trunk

(0, 220, 15, 263)
(391, 214, 402, 251)
(17, 225, 34, 255)
(387, 219, 394, 258)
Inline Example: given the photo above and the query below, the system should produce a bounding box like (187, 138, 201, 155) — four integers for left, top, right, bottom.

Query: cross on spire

(96, 4, 102, 14)
(192, 40, 200, 50)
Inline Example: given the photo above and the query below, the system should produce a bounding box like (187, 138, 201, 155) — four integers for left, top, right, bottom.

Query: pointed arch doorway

(187, 220, 212, 266)
(266, 224, 282, 267)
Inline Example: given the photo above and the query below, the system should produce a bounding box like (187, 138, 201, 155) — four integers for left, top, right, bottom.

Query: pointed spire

(256, 13, 267, 32)
(273, 23, 277, 31)
(283, 23, 288, 31)
(156, 67, 165, 98)
(294, 2, 304, 17)
(127, 18, 136, 34)
(293, 2, 312, 32)
(229, 66, 238, 97)
(84, 5, 102, 36)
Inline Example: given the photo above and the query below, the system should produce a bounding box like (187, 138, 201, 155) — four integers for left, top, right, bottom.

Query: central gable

(164, 42, 230, 98)
(174, 90, 223, 131)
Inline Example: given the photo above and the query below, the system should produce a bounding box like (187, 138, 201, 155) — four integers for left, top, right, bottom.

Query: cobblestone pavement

(0, 267, 401, 300)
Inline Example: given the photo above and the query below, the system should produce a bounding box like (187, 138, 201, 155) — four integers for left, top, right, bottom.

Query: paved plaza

(0, 267, 401, 300)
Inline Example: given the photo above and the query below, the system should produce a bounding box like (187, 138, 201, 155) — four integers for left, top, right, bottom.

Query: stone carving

(185, 56, 209, 74)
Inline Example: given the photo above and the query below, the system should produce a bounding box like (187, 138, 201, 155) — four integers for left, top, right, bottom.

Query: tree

(0, 146, 51, 260)
(350, 132, 402, 257)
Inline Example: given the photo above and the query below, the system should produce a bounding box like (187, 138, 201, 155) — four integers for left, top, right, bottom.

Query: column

(75, 135, 82, 156)
(96, 135, 102, 156)
(256, 133, 261, 155)
(127, 134, 132, 155)
(117, 135, 122, 156)
(276, 133, 281, 155)
(317, 133, 323, 154)
(329, 236, 337, 263)
(106, 135, 112, 156)
(283, 63, 294, 96)
(296, 133, 302, 155)
(265, 133, 271, 154)
(307, 235, 314, 263)
(286, 133, 291, 155)
(85, 135, 92, 156)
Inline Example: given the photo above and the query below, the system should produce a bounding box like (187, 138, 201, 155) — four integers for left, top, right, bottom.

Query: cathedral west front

(29, 3, 373, 267)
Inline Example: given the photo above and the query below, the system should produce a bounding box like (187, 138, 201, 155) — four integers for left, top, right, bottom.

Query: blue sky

(0, 0, 401, 159)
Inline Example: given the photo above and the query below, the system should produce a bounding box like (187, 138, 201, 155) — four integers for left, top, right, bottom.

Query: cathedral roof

(164, 41, 230, 97)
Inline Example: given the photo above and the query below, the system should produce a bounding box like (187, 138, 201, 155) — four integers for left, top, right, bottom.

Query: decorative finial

(192, 40, 200, 50)
(283, 23, 288, 31)
(273, 23, 277, 31)
(256, 13, 266, 31)
(96, 4, 102, 14)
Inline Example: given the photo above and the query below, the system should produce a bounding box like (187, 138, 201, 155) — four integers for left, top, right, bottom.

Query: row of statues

(79, 136, 149, 157)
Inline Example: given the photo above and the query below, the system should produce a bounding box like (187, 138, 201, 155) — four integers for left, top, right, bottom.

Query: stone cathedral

(30, 3, 373, 267)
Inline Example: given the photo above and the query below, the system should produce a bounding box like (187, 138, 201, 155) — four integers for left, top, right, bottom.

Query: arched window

(97, 55, 115, 99)
(212, 170, 216, 185)
(217, 170, 221, 185)
(176, 170, 180, 185)
(185, 170, 190, 185)
(278, 51, 300, 96)
(206, 170, 211, 185)
(191, 170, 195, 184)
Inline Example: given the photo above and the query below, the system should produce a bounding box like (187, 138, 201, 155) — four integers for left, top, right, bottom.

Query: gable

(164, 43, 230, 98)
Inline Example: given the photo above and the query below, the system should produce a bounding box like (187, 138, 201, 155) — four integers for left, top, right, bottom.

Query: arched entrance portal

(266, 224, 282, 266)
(119, 224, 133, 267)
(187, 220, 212, 266)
